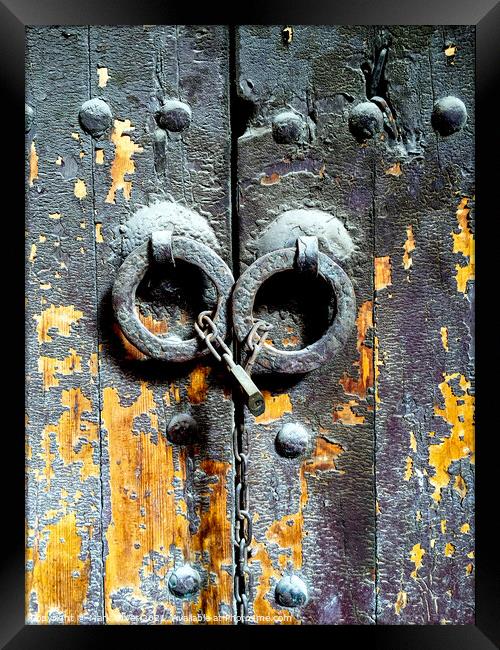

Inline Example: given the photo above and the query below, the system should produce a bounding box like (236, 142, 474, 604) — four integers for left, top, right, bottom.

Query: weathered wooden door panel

(26, 24, 474, 625)
(236, 26, 377, 624)
(373, 26, 475, 624)
(25, 26, 105, 625)
(26, 25, 235, 625)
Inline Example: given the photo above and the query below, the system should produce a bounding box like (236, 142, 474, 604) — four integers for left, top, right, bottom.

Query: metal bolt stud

(168, 564, 201, 598)
(275, 423, 309, 458)
(348, 101, 384, 141)
(275, 575, 309, 607)
(166, 413, 198, 445)
(272, 111, 305, 144)
(431, 96, 467, 136)
(156, 100, 192, 132)
(25, 104, 34, 133)
(79, 98, 113, 137)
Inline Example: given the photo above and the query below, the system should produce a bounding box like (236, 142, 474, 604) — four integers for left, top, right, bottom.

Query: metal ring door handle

(232, 247, 356, 374)
(112, 235, 234, 362)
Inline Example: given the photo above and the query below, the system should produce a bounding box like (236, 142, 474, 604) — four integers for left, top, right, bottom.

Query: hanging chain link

(195, 310, 271, 623)
(232, 319, 271, 624)
(194, 311, 266, 416)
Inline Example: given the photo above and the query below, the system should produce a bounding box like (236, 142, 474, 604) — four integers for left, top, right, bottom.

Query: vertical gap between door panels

(372, 153, 379, 626)
(228, 25, 246, 625)
(87, 25, 106, 626)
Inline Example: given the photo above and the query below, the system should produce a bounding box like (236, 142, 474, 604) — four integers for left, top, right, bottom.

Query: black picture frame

(4, 0, 498, 646)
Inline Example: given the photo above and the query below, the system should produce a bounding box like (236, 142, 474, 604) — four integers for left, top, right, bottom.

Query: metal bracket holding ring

(112, 232, 235, 363)
(232, 238, 356, 374)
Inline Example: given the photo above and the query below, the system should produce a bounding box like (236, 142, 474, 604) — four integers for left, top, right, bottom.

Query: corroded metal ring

(112, 236, 234, 362)
(232, 248, 356, 374)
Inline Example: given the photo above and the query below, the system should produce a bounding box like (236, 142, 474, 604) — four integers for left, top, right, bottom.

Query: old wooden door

(26, 25, 474, 625)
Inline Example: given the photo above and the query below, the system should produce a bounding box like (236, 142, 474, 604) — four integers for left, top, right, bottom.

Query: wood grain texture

(373, 26, 475, 624)
(236, 26, 377, 624)
(25, 27, 104, 624)
(87, 25, 234, 624)
(26, 25, 234, 625)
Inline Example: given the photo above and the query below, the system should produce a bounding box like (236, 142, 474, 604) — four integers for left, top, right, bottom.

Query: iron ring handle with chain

(232, 247, 356, 374)
(112, 235, 234, 362)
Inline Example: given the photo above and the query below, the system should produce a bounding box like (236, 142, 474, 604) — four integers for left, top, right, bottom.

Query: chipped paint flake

(385, 162, 402, 177)
(454, 474, 468, 499)
(95, 223, 104, 243)
(402, 225, 415, 270)
(29, 141, 39, 186)
(27, 512, 90, 623)
(34, 305, 84, 344)
(460, 523, 470, 534)
(95, 149, 104, 165)
(38, 349, 82, 389)
(29, 244, 37, 264)
(428, 373, 474, 502)
(444, 542, 455, 557)
(453, 197, 475, 294)
(440, 327, 449, 352)
(260, 172, 281, 185)
(394, 590, 408, 615)
(97, 66, 110, 87)
(255, 391, 293, 424)
(340, 301, 373, 399)
(445, 45, 457, 57)
(187, 366, 211, 404)
(105, 119, 144, 204)
(410, 543, 425, 579)
(333, 399, 365, 425)
(410, 431, 417, 452)
(375, 257, 392, 291)
(74, 179, 87, 199)
(49, 212, 61, 220)
(404, 456, 413, 481)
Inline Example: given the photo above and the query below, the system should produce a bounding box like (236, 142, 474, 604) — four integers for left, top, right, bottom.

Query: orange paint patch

(260, 172, 281, 185)
(255, 391, 293, 424)
(454, 474, 468, 500)
(95, 223, 104, 243)
(102, 384, 232, 623)
(402, 225, 415, 270)
(428, 373, 474, 502)
(34, 305, 84, 344)
(394, 590, 408, 615)
(97, 66, 110, 87)
(375, 256, 392, 291)
(444, 542, 455, 557)
(74, 179, 87, 199)
(440, 327, 449, 352)
(187, 366, 211, 404)
(385, 162, 402, 177)
(404, 456, 413, 481)
(105, 119, 144, 204)
(282, 335, 300, 348)
(38, 349, 82, 389)
(304, 436, 344, 476)
(333, 400, 365, 425)
(26, 512, 91, 623)
(29, 141, 39, 186)
(42, 388, 99, 481)
(453, 197, 475, 294)
(410, 543, 425, 579)
(339, 301, 373, 400)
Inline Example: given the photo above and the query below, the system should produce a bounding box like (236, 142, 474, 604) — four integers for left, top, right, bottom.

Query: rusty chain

(195, 310, 270, 623)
